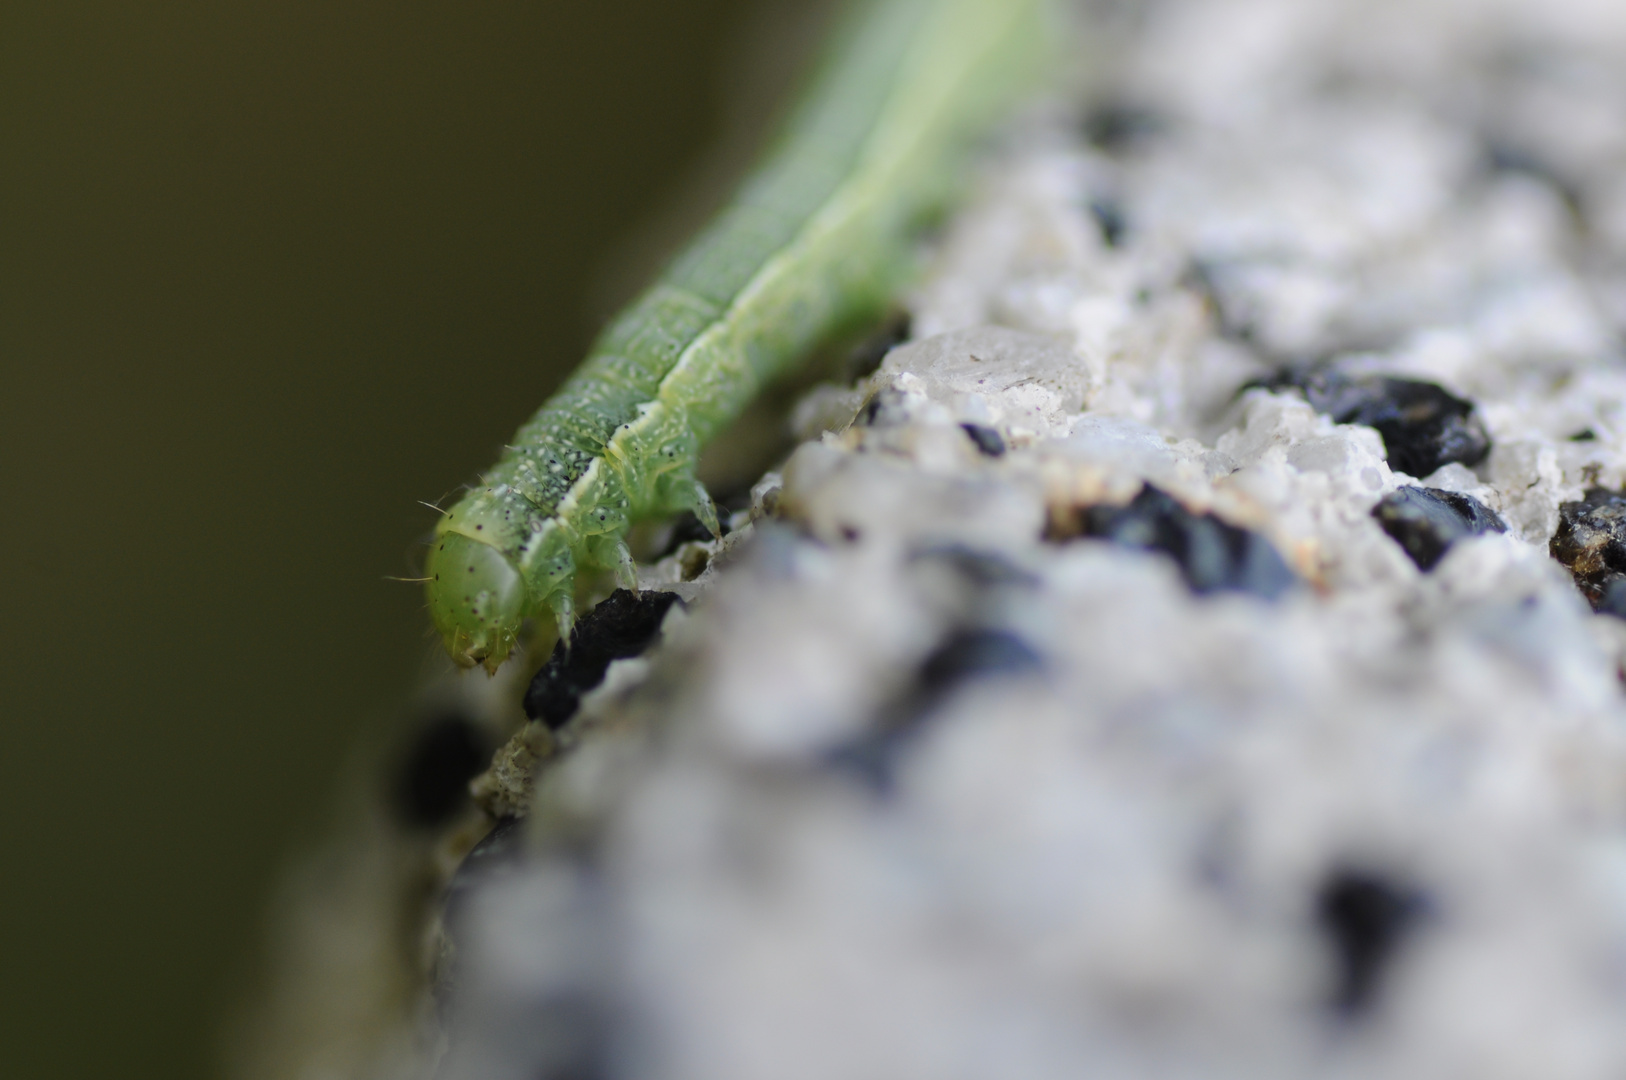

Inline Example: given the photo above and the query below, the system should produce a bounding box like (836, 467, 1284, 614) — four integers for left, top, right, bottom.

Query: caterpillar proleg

(426, 0, 1053, 671)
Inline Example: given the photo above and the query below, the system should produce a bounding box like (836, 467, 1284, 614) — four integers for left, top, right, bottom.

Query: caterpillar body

(426, 0, 1053, 671)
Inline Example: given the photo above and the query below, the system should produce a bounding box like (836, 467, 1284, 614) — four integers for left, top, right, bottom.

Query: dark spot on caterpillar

(1047, 484, 1296, 599)
(847, 310, 912, 381)
(1088, 196, 1127, 248)
(1571, 428, 1598, 442)
(828, 628, 1043, 794)
(1315, 866, 1430, 1019)
(474, 524, 482, 530)
(389, 713, 496, 829)
(1256, 368, 1492, 478)
(1372, 486, 1506, 571)
(959, 422, 1006, 457)
(524, 589, 684, 729)
(1082, 100, 1164, 154)
(839, 525, 862, 543)
(1551, 488, 1626, 615)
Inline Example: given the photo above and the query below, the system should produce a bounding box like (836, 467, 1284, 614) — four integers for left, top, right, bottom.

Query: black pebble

(1315, 868, 1429, 1019)
(959, 422, 1006, 457)
(1183, 258, 1256, 345)
(390, 713, 496, 829)
(917, 628, 1045, 693)
(909, 544, 1039, 589)
(1551, 488, 1626, 615)
(1061, 484, 1296, 600)
(1089, 196, 1128, 248)
(436, 816, 530, 1011)
(1082, 101, 1164, 154)
(438, 830, 618, 1080)
(1483, 137, 1586, 222)
(858, 384, 912, 428)
(829, 628, 1043, 794)
(847, 310, 911, 381)
(443, 816, 527, 935)
(1261, 369, 1492, 478)
(524, 589, 682, 729)
(1372, 486, 1506, 571)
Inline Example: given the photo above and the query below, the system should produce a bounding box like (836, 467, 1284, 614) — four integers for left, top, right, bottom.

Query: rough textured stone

(431, 2, 1626, 1070)
(246, 2, 1626, 1078)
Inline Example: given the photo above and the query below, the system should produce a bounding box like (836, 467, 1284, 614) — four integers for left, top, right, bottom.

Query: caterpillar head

(426, 531, 527, 673)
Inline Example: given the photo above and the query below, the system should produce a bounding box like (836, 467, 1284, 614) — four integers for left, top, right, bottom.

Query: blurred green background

(0, 2, 817, 1076)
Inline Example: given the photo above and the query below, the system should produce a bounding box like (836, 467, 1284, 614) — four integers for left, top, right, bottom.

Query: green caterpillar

(426, 0, 1054, 671)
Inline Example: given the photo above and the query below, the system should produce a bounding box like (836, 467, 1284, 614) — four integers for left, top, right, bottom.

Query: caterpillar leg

(611, 539, 640, 594)
(547, 588, 575, 650)
(583, 532, 640, 594)
(651, 472, 722, 539)
(623, 402, 718, 537)
(690, 480, 722, 539)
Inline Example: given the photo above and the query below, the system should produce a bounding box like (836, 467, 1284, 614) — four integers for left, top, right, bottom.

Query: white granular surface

(439, 2, 1626, 1078)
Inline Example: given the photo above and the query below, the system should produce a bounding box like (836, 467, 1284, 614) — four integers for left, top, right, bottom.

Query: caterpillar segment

(424, 0, 1053, 671)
